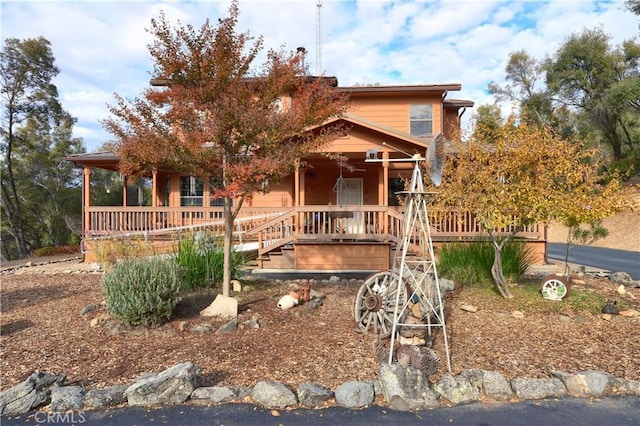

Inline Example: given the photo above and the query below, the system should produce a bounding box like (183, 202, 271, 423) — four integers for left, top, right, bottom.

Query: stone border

(1, 362, 639, 417)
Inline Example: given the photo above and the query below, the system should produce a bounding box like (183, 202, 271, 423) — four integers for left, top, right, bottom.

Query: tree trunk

(222, 196, 234, 298)
(2, 135, 30, 258)
(491, 239, 513, 299)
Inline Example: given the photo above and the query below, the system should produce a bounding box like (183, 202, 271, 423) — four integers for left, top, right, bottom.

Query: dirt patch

(1, 273, 638, 395)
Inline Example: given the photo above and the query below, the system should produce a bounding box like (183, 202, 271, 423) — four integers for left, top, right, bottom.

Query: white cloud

(1, 0, 638, 151)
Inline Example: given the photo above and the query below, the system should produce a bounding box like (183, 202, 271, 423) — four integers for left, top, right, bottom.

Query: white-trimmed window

(410, 104, 433, 137)
(180, 176, 203, 206)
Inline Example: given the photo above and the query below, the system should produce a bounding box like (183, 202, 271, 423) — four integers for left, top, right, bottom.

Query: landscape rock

(610, 271, 636, 287)
(433, 372, 481, 405)
(124, 362, 201, 406)
(334, 381, 375, 408)
(251, 381, 297, 408)
(511, 377, 566, 400)
(607, 377, 640, 395)
(81, 302, 103, 316)
(551, 370, 610, 397)
(378, 364, 439, 409)
(215, 319, 237, 334)
(460, 304, 478, 313)
(0, 372, 66, 416)
(200, 294, 238, 318)
(83, 385, 127, 409)
(296, 382, 333, 407)
(191, 386, 237, 404)
(193, 323, 214, 333)
(478, 370, 512, 401)
(243, 316, 260, 329)
(439, 278, 455, 292)
(50, 386, 84, 412)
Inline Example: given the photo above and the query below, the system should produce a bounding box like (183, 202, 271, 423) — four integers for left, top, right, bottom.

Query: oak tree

(103, 1, 348, 300)
(434, 117, 624, 298)
(1, 37, 84, 259)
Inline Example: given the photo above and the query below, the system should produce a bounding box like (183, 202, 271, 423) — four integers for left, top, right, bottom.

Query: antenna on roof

(316, 0, 322, 75)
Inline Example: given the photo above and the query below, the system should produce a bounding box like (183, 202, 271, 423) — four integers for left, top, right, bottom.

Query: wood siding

(348, 94, 444, 134)
(295, 242, 390, 270)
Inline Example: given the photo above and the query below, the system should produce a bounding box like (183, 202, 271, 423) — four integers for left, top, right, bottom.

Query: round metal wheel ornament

(354, 271, 407, 338)
(541, 275, 571, 301)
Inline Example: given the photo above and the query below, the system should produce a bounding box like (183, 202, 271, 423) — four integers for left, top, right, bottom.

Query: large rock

(378, 364, 439, 410)
(191, 386, 238, 404)
(251, 381, 297, 408)
(334, 381, 375, 408)
(478, 370, 512, 401)
(200, 294, 238, 318)
(50, 386, 84, 412)
(609, 272, 637, 287)
(433, 372, 482, 405)
(124, 362, 201, 406)
(608, 377, 640, 395)
(511, 377, 566, 400)
(552, 370, 611, 397)
(83, 385, 127, 409)
(296, 382, 333, 407)
(0, 372, 66, 415)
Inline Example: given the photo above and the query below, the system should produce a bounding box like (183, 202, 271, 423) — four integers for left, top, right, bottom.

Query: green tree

(544, 27, 640, 162)
(626, 0, 640, 15)
(103, 1, 348, 303)
(1, 37, 84, 259)
(469, 103, 504, 144)
(488, 50, 555, 127)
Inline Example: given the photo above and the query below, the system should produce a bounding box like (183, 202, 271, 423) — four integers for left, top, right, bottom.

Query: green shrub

(438, 240, 534, 286)
(176, 231, 244, 291)
(101, 257, 184, 326)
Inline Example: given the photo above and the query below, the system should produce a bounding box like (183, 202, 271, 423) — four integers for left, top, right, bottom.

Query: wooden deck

(83, 205, 545, 268)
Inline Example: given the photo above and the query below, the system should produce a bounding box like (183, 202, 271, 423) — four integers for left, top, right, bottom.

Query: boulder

(478, 370, 512, 401)
(0, 372, 66, 415)
(124, 362, 201, 406)
(552, 370, 611, 397)
(610, 272, 636, 287)
(83, 385, 127, 409)
(50, 386, 84, 412)
(334, 381, 375, 408)
(378, 364, 439, 410)
(296, 382, 333, 407)
(511, 377, 566, 400)
(433, 372, 481, 405)
(191, 386, 237, 404)
(251, 381, 297, 408)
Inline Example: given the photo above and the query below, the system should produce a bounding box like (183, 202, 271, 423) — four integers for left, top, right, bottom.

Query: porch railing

(86, 205, 542, 256)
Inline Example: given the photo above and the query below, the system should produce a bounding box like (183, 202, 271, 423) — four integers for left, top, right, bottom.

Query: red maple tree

(103, 1, 348, 300)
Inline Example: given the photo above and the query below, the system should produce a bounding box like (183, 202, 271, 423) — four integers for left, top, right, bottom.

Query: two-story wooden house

(65, 80, 546, 270)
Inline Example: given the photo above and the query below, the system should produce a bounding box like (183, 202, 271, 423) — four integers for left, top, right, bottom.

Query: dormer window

(409, 104, 433, 137)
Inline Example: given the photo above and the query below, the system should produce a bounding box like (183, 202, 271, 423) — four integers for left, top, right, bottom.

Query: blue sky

(1, 0, 638, 151)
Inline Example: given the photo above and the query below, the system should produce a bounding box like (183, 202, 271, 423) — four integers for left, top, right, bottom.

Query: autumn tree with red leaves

(103, 1, 348, 304)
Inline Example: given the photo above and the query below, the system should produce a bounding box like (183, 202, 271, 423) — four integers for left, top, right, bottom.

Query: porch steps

(259, 245, 295, 269)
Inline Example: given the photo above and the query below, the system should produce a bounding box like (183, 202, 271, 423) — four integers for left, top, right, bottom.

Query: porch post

(82, 166, 91, 234)
(381, 152, 389, 205)
(382, 152, 389, 240)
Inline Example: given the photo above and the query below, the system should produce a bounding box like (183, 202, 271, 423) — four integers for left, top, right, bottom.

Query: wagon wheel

(541, 275, 571, 301)
(354, 271, 407, 338)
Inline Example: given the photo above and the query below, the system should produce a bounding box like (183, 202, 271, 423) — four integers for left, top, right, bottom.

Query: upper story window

(180, 176, 203, 206)
(409, 104, 433, 137)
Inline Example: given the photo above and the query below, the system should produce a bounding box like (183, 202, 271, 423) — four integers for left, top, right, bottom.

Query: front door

(337, 178, 364, 233)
